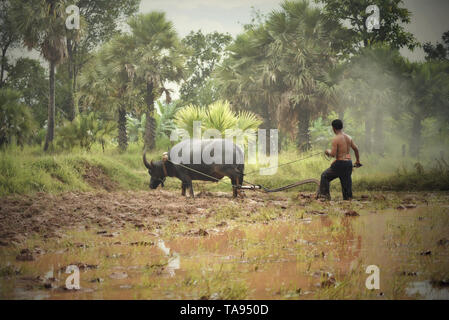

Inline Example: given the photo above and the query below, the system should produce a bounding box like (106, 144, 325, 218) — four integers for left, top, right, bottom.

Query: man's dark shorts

(319, 160, 353, 200)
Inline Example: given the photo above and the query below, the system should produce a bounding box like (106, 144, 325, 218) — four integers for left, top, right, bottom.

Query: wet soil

(0, 190, 272, 245)
(81, 163, 118, 192)
(0, 190, 448, 299)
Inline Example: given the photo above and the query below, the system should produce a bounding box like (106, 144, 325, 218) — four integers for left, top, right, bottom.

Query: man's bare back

(333, 133, 352, 160)
(326, 132, 360, 163)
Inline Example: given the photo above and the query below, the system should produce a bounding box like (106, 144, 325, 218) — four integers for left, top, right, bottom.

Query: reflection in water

(157, 239, 171, 255)
(406, 281, 449, 300)
(319, 215, 362, 277)
(44, 266, 54, 280)
(157, 239, 180, 277)
(13, 288, 50, 300)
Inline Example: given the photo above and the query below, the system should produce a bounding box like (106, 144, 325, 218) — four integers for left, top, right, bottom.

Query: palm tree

(217, 0, 342, 152)
(12, 0, 68, 151)
(215, 25, 282, 152)
(78, 34, 139, 151)
(174, 100, 262, 145)
(265, 0, 340, 151)
(128, 12, 185, 150)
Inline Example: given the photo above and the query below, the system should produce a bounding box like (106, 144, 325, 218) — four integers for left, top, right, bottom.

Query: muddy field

(0, 190, 449, 299)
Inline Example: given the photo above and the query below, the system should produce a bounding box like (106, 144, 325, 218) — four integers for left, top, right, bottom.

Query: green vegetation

(0, 0, 448, 194)
(174, 100, 262, 138)
(0, 88, 35, 147)
(1, 0, 449, 302)
(0, 144, 150, 195)
(0, 0, 449, 299)
(1, 143, 447, 197)
(56, 113, 117, 151)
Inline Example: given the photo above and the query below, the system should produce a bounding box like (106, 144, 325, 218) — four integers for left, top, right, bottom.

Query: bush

(174, 100, 262, 143)
(0, 89, 35, 147)
(56, 113, 116, 151)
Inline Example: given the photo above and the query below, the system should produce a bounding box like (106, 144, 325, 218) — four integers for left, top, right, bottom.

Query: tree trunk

(374, 111, 384, 156)
(73, 62, 78, 114)
(364, 117, 372, 154)
(144, 82, 156, 150)
(44, 60, 56, 151)
(409, 113, 422, 158)
(0, 45, 9, 88)
(118, 106, 128, 152)
(297, 106, 311, 152)
(261, 103, 272, 154)
(66, 39, 77, 121)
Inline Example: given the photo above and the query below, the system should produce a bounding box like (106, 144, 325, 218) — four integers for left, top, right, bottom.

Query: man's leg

(319, 167, 338, 200)
(339, 163, 353, 200)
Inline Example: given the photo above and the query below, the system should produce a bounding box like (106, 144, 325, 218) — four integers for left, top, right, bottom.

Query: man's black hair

(331, 119, 343, 130)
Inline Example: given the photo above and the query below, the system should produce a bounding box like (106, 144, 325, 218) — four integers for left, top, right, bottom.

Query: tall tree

(215, 26, 282, 152)
(0, 0, 21, 88)
(6, 57, 48, 126)
(218, 0, 343, 151)
(78, 34, 139, 151)
(423, 30, 449, 62)
(128, 12, 185, 150)
(317, 0, 419, 154)
(180, 30, 232, 106)
(400, 62, 449, 157)
(318, 0, 418, 52)
(65, 0, 139, 121)
(12, 0, 68, 151)
(345, 45, 402, 155)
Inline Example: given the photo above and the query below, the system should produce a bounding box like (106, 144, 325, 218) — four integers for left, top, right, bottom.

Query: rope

(166, 151, 323, 192)
(248, 178, 319, 193)
(167, 160, 235, 187)
(243, 151, 322, 176)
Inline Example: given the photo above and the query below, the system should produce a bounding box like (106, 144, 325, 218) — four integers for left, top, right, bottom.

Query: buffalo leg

(181, 177, 194, 198)
(235, 176, 245, 198)
(232, 178, 237, 198)
(231, 176, 242, 198)
(189, 183, 194, 198)
(181, 183, 187, 196)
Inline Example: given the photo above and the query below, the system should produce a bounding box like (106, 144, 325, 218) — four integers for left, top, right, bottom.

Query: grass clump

(0, 144, 152, 196)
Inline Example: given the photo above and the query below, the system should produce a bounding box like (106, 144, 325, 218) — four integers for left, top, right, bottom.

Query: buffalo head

(143, 152, 166, 189)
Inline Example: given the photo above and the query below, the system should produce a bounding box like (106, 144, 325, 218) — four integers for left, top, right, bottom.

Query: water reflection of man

(318, 119, 361, 201)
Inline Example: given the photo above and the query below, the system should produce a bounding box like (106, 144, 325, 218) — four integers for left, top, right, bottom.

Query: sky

(138, 0, 449, 61)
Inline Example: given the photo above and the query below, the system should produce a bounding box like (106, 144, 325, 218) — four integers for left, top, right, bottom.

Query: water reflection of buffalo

(143, 139, 244, 197)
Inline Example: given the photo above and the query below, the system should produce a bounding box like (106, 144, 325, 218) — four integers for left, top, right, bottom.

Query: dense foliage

(0, 0, 447, 164)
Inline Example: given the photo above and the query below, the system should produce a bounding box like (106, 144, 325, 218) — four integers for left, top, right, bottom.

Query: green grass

(0, 143, 151, 196)
(245, 149, 449, 192)
(0, 142, 448, 197)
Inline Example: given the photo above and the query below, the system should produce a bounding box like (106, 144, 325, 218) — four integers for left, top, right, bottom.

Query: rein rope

(163, 151, 323, 193)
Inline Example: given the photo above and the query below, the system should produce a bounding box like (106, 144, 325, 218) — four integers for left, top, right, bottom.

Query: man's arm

(351, 140, 360, 164)
(325, 138, 338, 158)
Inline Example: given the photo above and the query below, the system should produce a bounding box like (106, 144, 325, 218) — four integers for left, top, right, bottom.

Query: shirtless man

(318, 119, 361, 201)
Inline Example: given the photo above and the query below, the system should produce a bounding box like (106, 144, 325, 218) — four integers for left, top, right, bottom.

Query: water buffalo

(143, 139, 245, 197)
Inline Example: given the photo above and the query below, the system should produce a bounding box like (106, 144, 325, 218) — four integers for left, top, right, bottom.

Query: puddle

(157, 239, 180, 277)
(13, 288, 50, 300)
(406, 281, 449, 299)
(1, 205, 448, 299)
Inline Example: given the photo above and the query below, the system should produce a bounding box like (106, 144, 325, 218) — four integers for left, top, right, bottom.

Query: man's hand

(325, 149, 331, 156)
(354, 160, 362, 168)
